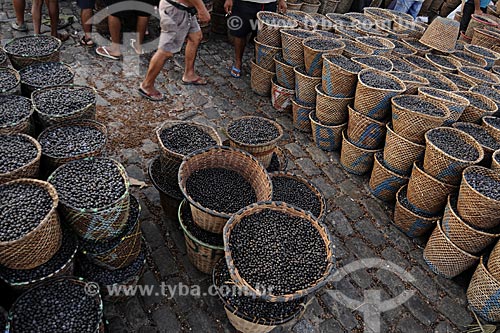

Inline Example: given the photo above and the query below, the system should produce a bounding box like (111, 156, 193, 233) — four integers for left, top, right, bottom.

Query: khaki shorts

(158, 0, 201, 53)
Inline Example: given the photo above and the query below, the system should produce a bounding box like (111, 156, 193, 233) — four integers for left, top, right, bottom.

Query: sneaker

(10, 21, 28, 32)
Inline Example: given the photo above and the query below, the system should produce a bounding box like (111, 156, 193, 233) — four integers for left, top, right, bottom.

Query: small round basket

(340, 130, 381, 175)
(457, 166, 500, 230)
(255, 38, 281, 72)
(471, 28, 500, 49)
(492, 150, 500, 171)
(393, 185, 440, 237)
(274, 53, 295, 89)
(0, 95, 33, 135)
(280, 29, 320, 67)
(423, 220, 479, 279)
(294, 65, 321, 105)
(287, 1, 303, 10)
(355, 36, 395, 56)
(292, 98, 314, 132)
(465, 14, 499, 39)
(467, 256, 500, 323)
(342, 39, 375, 58)
(363, 7, 395, 21)
(178, 146, 273, 234)
(301, 1, 320, 13)
(0, 67, 21, 95)
(423, 127, 484, 186)
(482, 116, 500, 142)
(458, 66, 500, 86)
(390, 71, 429, 95)
(19, 62, 74, 97)
(303, 37, 345, 76)
(383, 123, 425, 176)
(369, 151, 409, 203)
(251, 60, 274, 97)
(285, 10, 317, 30)
(321, 53, 361, 98)
(417, 86, 468, 124)
(351, 55, 393, 72)
(412, 69, 459, 92)
(315, 84, 353, 125)
(441, 72, 477, 91)
(3, 35, 61, 70)
(309, 112, 346, 152)
(390, 40, 417, 57)
(450, 50, 488, 68)
(424, 53, 462, 73)
(257, 11, 298, 47)
(346, 105, 386, 150)
(488, 242, 500, 281)
(0, 133, 41, 184)
(455, 92, 498, 124)
(401, 38, 431, 57)
(393, 20, 426, 38)
(223, 201, 334, 302)
(0, 179, 61, 270)
(464, 44, 500, 69)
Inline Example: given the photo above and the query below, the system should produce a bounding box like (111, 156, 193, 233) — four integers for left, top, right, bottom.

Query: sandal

(230, 66, 241, 78)
(130, 39, 143, 55)
(96, 46, 121, 60)
(138, 87, 165, 101)
(80, 36, 94, 47)
(181, 77, 208, 86)
(10, 21, 28, 32)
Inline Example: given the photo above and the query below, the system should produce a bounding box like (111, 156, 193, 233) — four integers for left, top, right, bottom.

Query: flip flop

(130, 39, 144, 55)
(96, 46, 121, 60)
(138, 87, 165, 101)
(10, 21, 28, 32)
(230, 66, 241, 78)
(80, 36, 95, 47)
(181, 77, 208, 85)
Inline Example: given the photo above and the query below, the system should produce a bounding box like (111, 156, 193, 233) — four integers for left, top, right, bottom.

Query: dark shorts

(105, 0, 157, 17)
(77, 0, 95, 10)
(229, 0, 277, 37)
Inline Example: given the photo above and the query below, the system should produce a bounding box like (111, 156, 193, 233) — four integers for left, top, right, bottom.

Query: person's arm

(278, 0, 286, 13)
(474, 0, 483, 14)
(185, 0, 211, 22)
(224, 0, 233, 14)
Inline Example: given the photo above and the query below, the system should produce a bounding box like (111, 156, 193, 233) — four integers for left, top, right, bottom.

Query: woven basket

(335, 26, 365, 40)
(271, 77, 294, 112)
(31, 85, 97, 129)
(274, 53, 295, 89)
(302, 1, 320, 13)
(315, 84, 353, 125)
(489, 242, 500, 280)
(419, 17, 460, 53)
(492, 150, 500, 171)
(292, 98, 315, 132)
(287, 2, 303, 10)
(0, 133, 41, 185)
(456, 93, 498, 123)
(223, 201, 334, 302)
(48, 158, 131, 241)
(255, 39, 281, 72)
(442, 195, 499, 254)
(251, 60, 275, 97)
(148, 156, 183, 221)
(467, 256, 500, 322)
(309, 111, 346, 152)
(309, 13, 334, 31)
(393, 20, 426, 39)
(390, 40, 417, 58)
(390, 72, 429, 95)
(37, 120, 107, 176)
(294, 65, 321, 105)
(401, 38, 432, 57)
(303, 37, 345, 76)
(465, 14, 499, 39)
(464, 44, 500, 69)
(346, 105, 386, 150)
(0, 179, 61, 270)
(0, 96, 33, 135)
(227, 116, 283, 168)
(321, 54, 361, 98)
(179, 200, 223, 274)
(340, 130, 381, 175)
(471, 28, 500, 49)
(458, 66, 500, 87)
(342, 39, 375, 58)
(482, 116, 500, 142)
(178, 146, 272, 234)
(352, 55, 393, 72)
(417, 86, 468, 125)
(3, 35, 61, 70)
(423, 220, 479, 278)
(383, 123, 425, 176)
(441, 72, 477, 91)
(391, 94, 449, 144)
(354, 36, 395, 56)
(280, 29, 319, 67)
(0, 51, 8, 67)
(369, 151, 409, 202)
(457, 166, 500, 229)
(406, 162, 458, 217)
(20, 62, 74, 97)
(450, 51, 488, 68)
(354, 69, 405, 121)
(393, 185, 440, 237)
(412, 69, 459, 93)
(0, 67, 20, 95)
(424, 54, 462, 73)
(286, 10, 317, 30)
(257, 12, 298, 47)
(363, 7, 395, 21)
(156, 120, 222, 186)
(320, 0, 340, 14)
(423, 128, 483, 186)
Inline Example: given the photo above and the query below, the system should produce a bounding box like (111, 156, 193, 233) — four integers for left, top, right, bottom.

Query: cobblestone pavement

(0, 0, 481, 332)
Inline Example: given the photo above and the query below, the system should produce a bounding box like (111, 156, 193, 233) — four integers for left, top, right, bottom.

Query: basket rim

(464, 44, 500, 61)
(254, 37, 282, 50)
(31, 84, 97, 119)
(222, 200, 335, 302)
(462, 165, 500, 204)
(373, 150, 409, 180)
(47, 157, 130, 212)
(342, 130, 382, 153)
(0, 178, 58, 246)
(458, 66, 500, 85)
(19, 61, 75, 87)
(483, 115, 500, 131)
(386, 123, 425, 149)
(493, 149, 500, 163)
(321, 53, 362, 75)
(37, 119, 108, 160)
(0, 67, 20, 93)
(442, 72, 478, 90)
(351, 55, 394, 72)
(155, 119, 222, 159)
(347, 105, 387, 125)
(3, 35, 62, 58)
(412, 161, 458, 192)
(453, 121, 499, 153)
(391, 71, 429, 85)
(315, 84, 354, 101)
(272, 76, 295, 93)
(396, 185, 442, 221)
(473, 27, 500, 39)
(424, 127, 485, 164)
(147, 155, 184, 201)
(0, 133, 41, 178)
(291, 97, 316, 109)
(417, 86, 469, 106)
(178, 145, 272, 219)
(391, 94, 451, 121)
(273, 53, 295, 69)
(0, 95, 34, 129)
(302, 36, 345, 52)
(280, 28, 320, 40)
(309, 110, 347, 128)
(293, 65, 322, 79)
(435, 219, 480, 260)
(450, 51, 488, 68)
(226, 116, 284, 148)
(424, 53, 462, 71)
(401, 38, 431, 51)
(393, 19, 426, 33)
(358, 68, 406, 93)
(178, 199, 224, 251)
(257, 11, 299, 28)
(390, 40, 417, 57)
(413, 69, 460, 91)
(354, 36, 395, 51)
(251, 59, 275, 75)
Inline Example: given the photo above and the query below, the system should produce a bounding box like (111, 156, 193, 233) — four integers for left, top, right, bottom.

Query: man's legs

(81, 8, 93, 40)
(134, 15, 149, 54)
(232, 36, 246, 75)
(183, 30, 204, 82)
(12, 0, 26, 28)
(460, 0, 474, 33)
(32, 0, 43, 34)
(106, 15, 122, 56)
(140, 49, 173, 98)
(45, 0, 59, 37)
(440, 0, 461, 17)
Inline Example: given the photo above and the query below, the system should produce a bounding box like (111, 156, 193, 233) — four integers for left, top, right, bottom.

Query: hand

(198, 7, 211, 23)
(474, 8, 483, 15)
(224, 0, 233, 14)
(278, 0, 286, 13)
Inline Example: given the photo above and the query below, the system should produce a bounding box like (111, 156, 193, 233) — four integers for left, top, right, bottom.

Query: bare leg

(45, 0, 59, 37)
(108, 15, 122, 55)
(13, 0, 25, 26)
(81, 8, 93, 39)
(32, 0, 43, 34)
(134, 16, 149, 54)
(183, 30, 203, 81)
(233, 36, 246, 72)
(141, 48, 172, 96)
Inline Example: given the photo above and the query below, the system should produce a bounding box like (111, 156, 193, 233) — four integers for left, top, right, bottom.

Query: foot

(56, 32, 70, 42)
(80, 35, 94, 46)
(230, 65, 241, 78)
(96, 46, 121, 60)
(139, 84, 164, 101)
(11, 21, 28, 32)
(181, 76, 208, 85)
(130, 39, 143, 55)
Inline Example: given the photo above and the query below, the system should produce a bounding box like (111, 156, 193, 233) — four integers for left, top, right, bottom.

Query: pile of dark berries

(484, 117, 500, 130)
(327, 14, 354, 27)
(4, 36, 59, 57)
(0, 95, 32, 127)
(403, 39, 429, 51)
(0, 182, 53, 242)
(353, 56, 392, 71)
(228, 117, 280, 145)
(419, 88, 456, 102)
(455, 92, 492, 110)
(426, 54, 458, 71)
(415, 72, 452, 90)
(260, 13, 296, 27)
(283, 29, 317, 39)
(391, 72, 423, 84)
(471, 85, 500, 104)
(392, 40, 414, 55)
(314, 30, 336, 38)
(49, 158, 126, 209)
(0, 134, 38, 174)
(454, 123, 500, 151)
(427, 129, 480, 161)
(304, 38, 343, 51)
(325, 54, 361, 73)
(398, 186, 435, 218)
(395, 96, 446, 117)
(33, 86, 95, 116)
(214, 259, 304, 319)
(466, 45, 496, 58)
(159, 123, 217, 155)
(455, 43, 465, 51)
(345, 13, 373, 26)
(180, 202, 223, 246)
(0, 227, 77, 284)
(461, 67, 498, 84)
(405, 56, 436, 71)
(38, 123, 106, 158)
(391, 57, 413, 73)
(229, 208, 328, 295)
(186, 168, 257, 213)
(20, 62, 73, 88)
(149, 156, 183, 199)
(360, 71, 401, 90)
(8, 277, 101, 332)
(357, 37, 387, 49)
(285, 12, 315, 26)
(337, 27, 364, 39)
(78, 195, 140, 254)
(452, 51, 483, 66)
(0, 68, 19, 92)
(271, 174, 322, 218)
(442, 73, 475, 90)
(465, 171, 500, 201)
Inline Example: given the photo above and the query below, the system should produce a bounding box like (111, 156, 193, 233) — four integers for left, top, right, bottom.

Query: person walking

(393, 0, 425, 18)
(31, 0, 69, 39)
(460, 0, 489, 33)
(11, 0, 27, 31)
(77, 0, 95, 46)
(419, 0, 444, 21)
(138, 0, 211, 101)
(224, 0, 286, 78)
